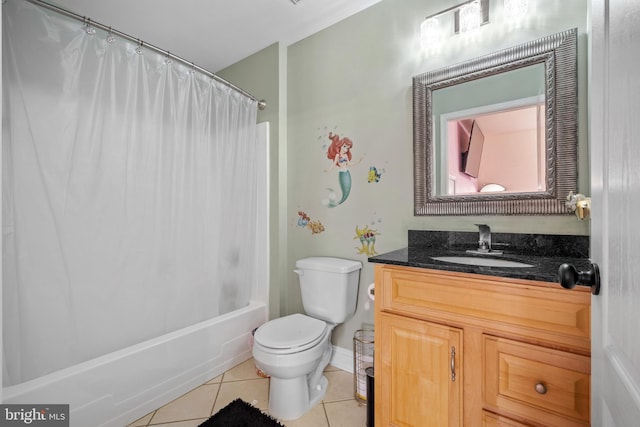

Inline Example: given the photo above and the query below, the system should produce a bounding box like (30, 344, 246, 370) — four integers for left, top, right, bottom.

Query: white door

(590, 0, 640, 425)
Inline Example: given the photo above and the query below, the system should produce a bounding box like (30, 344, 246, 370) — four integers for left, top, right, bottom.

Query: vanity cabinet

(374, 263, 591, 427)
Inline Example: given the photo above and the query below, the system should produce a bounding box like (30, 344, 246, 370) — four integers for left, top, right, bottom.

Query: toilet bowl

(252, 257, 362, 420)
(253, 313, 333, 420)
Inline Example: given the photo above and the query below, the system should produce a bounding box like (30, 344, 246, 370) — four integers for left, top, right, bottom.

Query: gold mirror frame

(413, 28, 578, 215)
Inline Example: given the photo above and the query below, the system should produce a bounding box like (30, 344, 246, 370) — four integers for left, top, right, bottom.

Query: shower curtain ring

(84, 17, 96, 35)
(106, 27, 116, 44)
(135, 39, 143, 55)
(165, 51, 173, 65)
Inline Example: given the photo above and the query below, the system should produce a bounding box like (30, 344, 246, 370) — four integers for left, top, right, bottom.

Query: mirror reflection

(445, 109, 546, 196)
(433, 64, 546, 196)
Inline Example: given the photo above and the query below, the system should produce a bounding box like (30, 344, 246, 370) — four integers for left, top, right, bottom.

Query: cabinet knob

(535, 382, 547, 395)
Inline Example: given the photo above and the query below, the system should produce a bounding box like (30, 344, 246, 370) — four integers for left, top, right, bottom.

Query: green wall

(221, 0, 590, 351)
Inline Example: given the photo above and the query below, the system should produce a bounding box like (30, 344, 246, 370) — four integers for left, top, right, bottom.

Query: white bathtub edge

(3, 301, 268, 427)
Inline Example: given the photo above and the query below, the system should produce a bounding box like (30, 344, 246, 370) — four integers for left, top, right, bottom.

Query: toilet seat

(254, 313, 328, 354)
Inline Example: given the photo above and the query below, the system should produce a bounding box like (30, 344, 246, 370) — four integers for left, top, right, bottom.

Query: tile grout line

(209, 374, 224, 417)
(321, 402, 331, 427)
(144, 409, 157, 427)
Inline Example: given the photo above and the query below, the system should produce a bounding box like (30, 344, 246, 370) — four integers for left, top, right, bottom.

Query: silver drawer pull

(535, 382, 547, 394)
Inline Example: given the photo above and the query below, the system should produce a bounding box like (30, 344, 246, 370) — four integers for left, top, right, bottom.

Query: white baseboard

(330, 345, 354, 373)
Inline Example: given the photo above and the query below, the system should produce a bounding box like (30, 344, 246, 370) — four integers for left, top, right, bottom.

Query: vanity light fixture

(419, 0, 489, 50)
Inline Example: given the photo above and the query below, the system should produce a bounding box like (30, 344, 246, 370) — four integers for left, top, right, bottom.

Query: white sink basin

(431, 256, 533, 268)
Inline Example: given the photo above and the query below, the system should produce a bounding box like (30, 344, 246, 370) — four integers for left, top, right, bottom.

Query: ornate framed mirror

(413, 28, 578, 215)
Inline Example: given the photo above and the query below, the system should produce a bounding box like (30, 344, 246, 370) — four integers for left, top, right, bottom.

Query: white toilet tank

(295, 257, 362, 324)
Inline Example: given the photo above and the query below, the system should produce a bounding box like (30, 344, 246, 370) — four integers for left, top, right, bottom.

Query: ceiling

(51, 0, 383, 72)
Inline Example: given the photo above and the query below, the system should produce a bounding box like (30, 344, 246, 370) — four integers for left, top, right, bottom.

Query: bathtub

(2, 301, 268, 427)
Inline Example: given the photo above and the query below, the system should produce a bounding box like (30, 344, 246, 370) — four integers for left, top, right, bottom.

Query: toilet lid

(254, 313, 328, 351)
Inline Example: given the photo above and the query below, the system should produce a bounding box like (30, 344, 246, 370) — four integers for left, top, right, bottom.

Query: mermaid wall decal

(323, 132, 363, 207)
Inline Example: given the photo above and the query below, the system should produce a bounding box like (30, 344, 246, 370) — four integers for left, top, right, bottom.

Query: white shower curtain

(2, 0, 259, 386)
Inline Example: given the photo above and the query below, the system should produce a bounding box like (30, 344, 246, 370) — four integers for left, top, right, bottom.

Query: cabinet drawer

(377, 265, 591, 352)
(483, 335, 590, 426)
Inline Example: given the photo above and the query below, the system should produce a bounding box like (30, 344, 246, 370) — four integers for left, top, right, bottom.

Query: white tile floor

(127, 358, 368, 427)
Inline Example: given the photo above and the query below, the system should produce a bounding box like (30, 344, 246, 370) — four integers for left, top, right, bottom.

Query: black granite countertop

(368, 230, 592, 283)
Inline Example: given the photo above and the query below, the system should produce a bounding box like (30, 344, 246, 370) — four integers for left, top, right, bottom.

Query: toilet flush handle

(293, 269, 304, 276)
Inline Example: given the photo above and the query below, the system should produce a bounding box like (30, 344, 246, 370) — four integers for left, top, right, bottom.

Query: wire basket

(353, 329, 375, 403)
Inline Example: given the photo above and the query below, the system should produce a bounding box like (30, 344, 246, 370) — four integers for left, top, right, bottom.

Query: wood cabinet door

(377, 313, 462, 427)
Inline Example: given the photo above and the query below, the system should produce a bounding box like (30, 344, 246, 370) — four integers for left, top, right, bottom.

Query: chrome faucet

(476, 224, 491, 252)
(465, 224, 503, 255)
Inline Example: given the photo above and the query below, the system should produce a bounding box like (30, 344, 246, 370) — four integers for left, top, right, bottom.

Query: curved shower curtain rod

(22, 0, 267, 110)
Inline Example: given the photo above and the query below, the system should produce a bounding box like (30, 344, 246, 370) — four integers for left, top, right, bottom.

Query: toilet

(252, 257, 362, 420)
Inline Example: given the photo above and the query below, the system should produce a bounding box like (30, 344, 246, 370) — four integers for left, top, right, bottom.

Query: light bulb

(420, 18, 442, 50)
(504, 0, 528, 20)
(459, 1, 482, 33)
